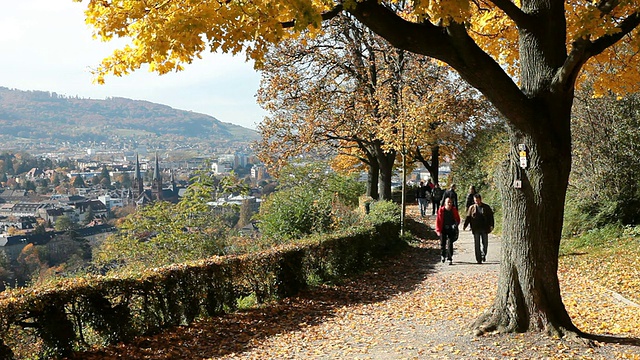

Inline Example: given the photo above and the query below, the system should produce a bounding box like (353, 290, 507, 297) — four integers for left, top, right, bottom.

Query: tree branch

(589, 12, 640, 56)
(281, 4, 344, 29)
(557, 11, 640, 89)
(345, 0, 534, 134)
(485, 0, 532, 29)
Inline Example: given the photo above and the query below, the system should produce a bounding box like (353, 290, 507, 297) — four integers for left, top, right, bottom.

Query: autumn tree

(16, 244, 44, 286)
(79, 0, 640, 339)
(93, 170, 230, 272)
(257, 15, 486, 199)
(256, 15, 399, 200)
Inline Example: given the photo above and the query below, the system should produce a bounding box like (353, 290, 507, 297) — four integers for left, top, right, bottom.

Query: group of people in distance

(416, 182, 494, 265)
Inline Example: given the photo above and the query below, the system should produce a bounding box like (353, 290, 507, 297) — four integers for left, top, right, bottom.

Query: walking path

(74, 206, 640, 359)
(436, 219, 502, 274)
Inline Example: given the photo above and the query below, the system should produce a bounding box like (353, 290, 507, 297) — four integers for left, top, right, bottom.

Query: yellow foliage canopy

(77, 0, 640, 97)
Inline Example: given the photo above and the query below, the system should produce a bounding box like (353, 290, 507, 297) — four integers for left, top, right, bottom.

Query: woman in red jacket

(435, 197, 460, 265)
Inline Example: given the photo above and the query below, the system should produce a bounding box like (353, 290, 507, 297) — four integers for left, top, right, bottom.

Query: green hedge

(0, 221, 401, 359)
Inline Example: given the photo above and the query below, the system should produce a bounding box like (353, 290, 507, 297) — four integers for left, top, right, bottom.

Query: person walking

(426, 179, 435, 191)
(441, 183, 459, 209)
(435, 197, 460, 265)
(465, 185, 477, 211)
(431, 183, 444, 215)
(463, 193, 495, 264)
(416, 181, 430, 217)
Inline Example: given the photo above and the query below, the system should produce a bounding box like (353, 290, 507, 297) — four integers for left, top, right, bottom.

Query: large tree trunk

(473, 124, 579, 336)
(376, 146, 396, 201)
(414, 145, 440, 185)
(367, 158, 380, 200)
(470, 6, 582, 336)
(429, 146, 439, 185)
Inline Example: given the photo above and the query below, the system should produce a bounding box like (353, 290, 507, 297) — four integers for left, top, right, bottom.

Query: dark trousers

(431, 199, 440, 215)
(440, 229, 456, 260)
(473, 232, 489, 256)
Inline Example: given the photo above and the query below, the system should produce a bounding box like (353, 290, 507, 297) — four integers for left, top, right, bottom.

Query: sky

(0, 0, 266, 130)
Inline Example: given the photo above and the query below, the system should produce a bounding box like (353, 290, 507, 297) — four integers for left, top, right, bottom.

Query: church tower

(132, 153, 144, 199)
(171, 169, 177, 195)
(152, 152, 163, 201)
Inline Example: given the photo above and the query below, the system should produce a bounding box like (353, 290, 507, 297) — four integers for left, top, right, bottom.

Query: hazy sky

(0, 0, 266, 130)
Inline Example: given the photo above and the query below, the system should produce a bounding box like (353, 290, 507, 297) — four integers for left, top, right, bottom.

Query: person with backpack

(463, 193, 495, 264)
(416, 181, 430, 217)
(431, 183, 444, 215)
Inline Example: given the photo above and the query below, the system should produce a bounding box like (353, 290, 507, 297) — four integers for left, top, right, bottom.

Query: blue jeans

(418, 198, 429, 215)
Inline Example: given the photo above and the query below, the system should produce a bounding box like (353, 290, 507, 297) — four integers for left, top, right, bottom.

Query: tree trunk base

(471, 307, 588, 342)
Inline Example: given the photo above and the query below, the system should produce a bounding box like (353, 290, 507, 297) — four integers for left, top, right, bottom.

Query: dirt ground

(72, 205, 640, 359)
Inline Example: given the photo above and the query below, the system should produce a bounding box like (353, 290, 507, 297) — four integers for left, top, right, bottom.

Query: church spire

(133, 153, 143, 197)
(153, 152, 161, 181)
(152, 152, 163, 200)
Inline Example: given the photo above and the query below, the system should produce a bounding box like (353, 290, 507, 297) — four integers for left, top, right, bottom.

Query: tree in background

(0, 251, 14, 291)
(93, 170, 231, 273)
(80, 0, 640, 338)
(257, 15, 490, 199)
(54, 216, 78, 232)
(565, 88, 640, 233)
(256, 161, 365, 241)
(72, 176, 85, 189)
(0, 153, 15, 175)
(52, 173, 61, 187)
(83, 206, 95, 226)
(256, 15, 400, 200)
(16, 244, 44, 286)
(100, 166, 111, 185)
(278, 161, 366, 209)
(119, 172, 132, 189)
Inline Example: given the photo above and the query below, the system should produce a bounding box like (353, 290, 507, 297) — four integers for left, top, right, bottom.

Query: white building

(98, 195, 125, 210)
(211, 162, 232, 175)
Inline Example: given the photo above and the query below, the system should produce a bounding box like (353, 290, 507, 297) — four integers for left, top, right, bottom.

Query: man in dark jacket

(441, 184, 458, 209)
(463, 193, 494, 264)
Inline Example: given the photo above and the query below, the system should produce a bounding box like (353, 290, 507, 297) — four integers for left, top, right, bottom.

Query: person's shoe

(449, 259, 453, 265)
(441, 256, 446, 263)
(482, 254, 486, 262)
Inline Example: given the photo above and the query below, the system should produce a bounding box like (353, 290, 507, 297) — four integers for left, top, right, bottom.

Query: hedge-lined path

(71, 205, 640, 359)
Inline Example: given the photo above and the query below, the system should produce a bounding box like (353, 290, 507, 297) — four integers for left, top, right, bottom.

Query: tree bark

(473, 125, 579, 336)
(414, 145, 440, 185)
(376, 145, 396, 201)
(367, 157, 380, 200)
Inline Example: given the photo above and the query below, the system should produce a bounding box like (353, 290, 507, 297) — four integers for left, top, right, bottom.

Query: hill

(0, 87, 259, 149)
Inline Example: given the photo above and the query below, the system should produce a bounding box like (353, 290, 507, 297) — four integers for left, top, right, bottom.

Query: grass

(560, 225, 640, 304)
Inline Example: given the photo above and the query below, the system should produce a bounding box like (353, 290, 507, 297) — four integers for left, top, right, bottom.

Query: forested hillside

(0, 87, 259, 145)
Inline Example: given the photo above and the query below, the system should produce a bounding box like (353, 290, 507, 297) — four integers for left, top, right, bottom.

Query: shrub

(364, 200, 401, 224)
(256, 185, 334, 241)
(92, 201, 232, 274)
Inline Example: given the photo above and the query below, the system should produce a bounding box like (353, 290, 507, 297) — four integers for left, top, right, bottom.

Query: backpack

(432, 187, 443, 201)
